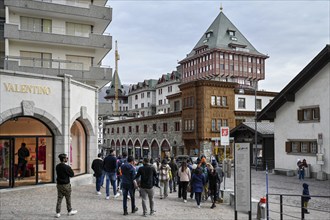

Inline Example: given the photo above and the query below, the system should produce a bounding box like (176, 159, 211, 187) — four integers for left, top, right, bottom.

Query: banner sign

(220, 127, 230, 145)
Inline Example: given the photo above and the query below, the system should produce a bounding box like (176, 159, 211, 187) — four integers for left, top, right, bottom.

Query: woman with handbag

(178, 161, 191, 203)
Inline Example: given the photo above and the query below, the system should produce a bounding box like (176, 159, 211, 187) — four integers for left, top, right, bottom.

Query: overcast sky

(103, 0, 329, 92)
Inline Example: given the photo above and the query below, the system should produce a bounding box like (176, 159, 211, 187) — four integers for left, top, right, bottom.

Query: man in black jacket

(15, 142, 30, 179)
(103, 149, 120, 200)
(91, 153, 104, 195)
(55, 154, 77, 218)
(135, 157, 157, 216)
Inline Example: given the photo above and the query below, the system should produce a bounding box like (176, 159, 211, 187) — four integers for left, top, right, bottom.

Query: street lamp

(254, 80, 258, 171)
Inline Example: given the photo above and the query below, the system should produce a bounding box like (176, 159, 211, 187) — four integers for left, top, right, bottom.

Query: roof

(258, 45, 330, 120)
(230, 122, 274, 137)
(104, 71, 126, 99)
(184, 11, 266, 60)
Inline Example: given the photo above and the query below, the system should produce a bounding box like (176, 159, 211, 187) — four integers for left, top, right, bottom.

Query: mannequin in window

(38, 139, 46, 170)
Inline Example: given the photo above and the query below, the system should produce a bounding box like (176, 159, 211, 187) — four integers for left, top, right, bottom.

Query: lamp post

(254, 80, 258, 171)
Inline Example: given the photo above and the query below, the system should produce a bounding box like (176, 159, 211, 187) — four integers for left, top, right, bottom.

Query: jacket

(159, 164, 171, 181)
(302, 183, 311, 202)
(56, 163, 74, 185)
(91, 158, 103, 177)
(191, 172, 205, 193)
(135, 163, 157, 189)
(178, 167, 191, 182)
(121, 162, 136, 188)
(103, 155, 117, 173)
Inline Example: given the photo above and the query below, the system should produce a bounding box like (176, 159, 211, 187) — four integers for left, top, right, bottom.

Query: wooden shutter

(285, 142, 292, 153)
(297, 109, 303, 121)
(314, 107, 320, 120)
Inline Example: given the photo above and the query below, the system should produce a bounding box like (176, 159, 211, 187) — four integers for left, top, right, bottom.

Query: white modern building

(258, 45, 330, 179)
(0, 0, 112, 188)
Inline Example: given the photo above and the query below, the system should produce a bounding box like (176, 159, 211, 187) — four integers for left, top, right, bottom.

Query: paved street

(0, 170, 329, 220)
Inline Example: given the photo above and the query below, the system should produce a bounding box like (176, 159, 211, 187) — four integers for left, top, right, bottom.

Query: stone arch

(121, 139, 127, 155)
(151, 139, 160, 159)
(0, 105, 62, 136)
(111, 140, 115, 150)
(127, 139, 133, 156)
(142, 139, 150, 158)
(134, 139, 141, 160)
(116, 139, 121, 156)
(70, 106, 95, 136)
(160, 139, 171, 159)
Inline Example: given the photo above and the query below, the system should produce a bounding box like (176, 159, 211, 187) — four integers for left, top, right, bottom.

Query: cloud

(104, 0, 329, 92)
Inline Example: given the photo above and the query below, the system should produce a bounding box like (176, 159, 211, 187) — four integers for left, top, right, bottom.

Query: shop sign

(220, 127, 230, 145)
(3, 82, 51, 95)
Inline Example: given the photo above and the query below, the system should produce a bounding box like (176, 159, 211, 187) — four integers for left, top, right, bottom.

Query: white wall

(274, 63, 330, 175)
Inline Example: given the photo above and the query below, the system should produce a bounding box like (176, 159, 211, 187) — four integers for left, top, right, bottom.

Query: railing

(267, 193, 330, 220)
(33, 0, 90, 8)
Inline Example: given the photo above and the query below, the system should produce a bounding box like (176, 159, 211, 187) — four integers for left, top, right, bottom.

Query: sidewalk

(0, 170, 329, 220)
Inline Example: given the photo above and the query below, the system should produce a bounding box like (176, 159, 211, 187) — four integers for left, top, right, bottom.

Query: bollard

(256, 197, 267, 220)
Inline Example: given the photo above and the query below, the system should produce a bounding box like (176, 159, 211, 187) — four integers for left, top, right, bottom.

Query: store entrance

(0, 117, 53, 188)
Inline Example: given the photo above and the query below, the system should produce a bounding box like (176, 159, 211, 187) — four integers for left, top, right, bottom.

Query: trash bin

(305, 164, 311, 178)
(256, 197, 267, 220)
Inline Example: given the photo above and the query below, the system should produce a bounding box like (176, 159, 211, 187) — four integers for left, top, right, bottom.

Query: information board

(234, 143, 250, 212)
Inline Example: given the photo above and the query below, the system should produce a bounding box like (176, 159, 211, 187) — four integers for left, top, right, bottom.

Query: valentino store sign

(3, 83, 51, 95)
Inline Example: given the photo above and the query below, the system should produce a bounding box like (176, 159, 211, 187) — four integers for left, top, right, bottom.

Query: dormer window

(227, 29, 236, 36)
(205, 30, 213, 38)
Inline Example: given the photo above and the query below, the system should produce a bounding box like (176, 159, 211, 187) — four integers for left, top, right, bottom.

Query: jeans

(15, 159, 27, 178)
(105, 172, 117, 196)
(169, 176, 177, 192)
(140, 187, 155, 214)
(299, 169, 305, 180)
(95, 175, 103, 192)
(122, 186, 136, 211)
(195, 192, 202, 205)
(159, 180, 169, 198)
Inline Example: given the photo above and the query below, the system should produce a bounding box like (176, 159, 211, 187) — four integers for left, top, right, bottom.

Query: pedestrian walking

(191, 167, 205, 208)
(189, 163, 198, 199)
(178, 161, 191, 203)
(168, 157, 178, 193)
(199, 156, 209, 201)
(55, 153, 77, 218)
(302, 183, 311, 214)
(121, 155, 138, 215)
(207, 163, 220, 209)
(103, 149, 120, 200)
(159, 159, 171, 199)
(117, 151, 128, 193)
(135, 157, 157, 217)
(212, 160, 224, 203)
(91, 153, 104, 195)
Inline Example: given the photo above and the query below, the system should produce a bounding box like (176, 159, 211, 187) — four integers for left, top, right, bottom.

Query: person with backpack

(159, 159, 171, 199)
(91, 153, 104, 195)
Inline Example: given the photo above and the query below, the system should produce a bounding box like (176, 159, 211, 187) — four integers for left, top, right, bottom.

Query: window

(111, 128, 114, 134)
(66, 22, 91, 37)
(222, 96, 227, 106)
(248, 57, 252, 63)
(217, 96, 221, 106)
(158, 100, 163, 105)
(144, 125, 148, 133)
(66, 55, 92, 71)
(298, 107, 320, 122)
(158, 89, 162, 95)
(217, 119, 222, 130)
(141, 103, 144, 108)
(211, 96, 216, 105)
(136, 125, 139, 133)
(175, 122, 180, 131)
(141, 93, 144, 98)
(135, 95, 138, 100)
(229, 54, 233, 60)
(256, 99, 262, 110)
(163, 123, 168, 132)
(20, 51, 51, 68)
(122, 127, 125, 133)
(286, 141, 318, 154)
(128, 126, 132, 133)
(223, 119, 228, 127)
(21, 17, 52, 33)
(153, 124, 157, 132)
(174, 101, 180, 112)
(211, 119, 216, 131)
(135, 104, 138, 109)
(238, 98, 246, 108)
(116, 127, 119, 134)
(220, 64, 225, 70)
(147, 92, 150, 98)
(220, 53, 224, 59)
(168, 86, 172, 93)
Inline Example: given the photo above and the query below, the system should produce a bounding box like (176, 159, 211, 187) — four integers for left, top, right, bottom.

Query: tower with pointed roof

(179, 9, 268, 87)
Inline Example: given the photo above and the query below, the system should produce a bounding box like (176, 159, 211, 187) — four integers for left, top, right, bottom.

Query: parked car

(176, 155, 190, 166)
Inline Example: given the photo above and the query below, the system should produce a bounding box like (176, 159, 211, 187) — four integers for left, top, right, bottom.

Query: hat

(297, 158, 301, 162)
(192, 164, 197, 169)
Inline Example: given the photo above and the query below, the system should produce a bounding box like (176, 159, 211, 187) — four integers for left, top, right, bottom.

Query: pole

(266, 163, 269, 220)
(254, 80, 258, 171)
(224, 144, 226, 190)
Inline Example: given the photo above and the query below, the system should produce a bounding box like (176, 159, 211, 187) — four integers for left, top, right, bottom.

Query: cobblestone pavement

(0, 170, 329, 220)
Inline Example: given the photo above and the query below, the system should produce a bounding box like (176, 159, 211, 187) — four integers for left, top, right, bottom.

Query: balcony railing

(2, 56, 112, 87)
